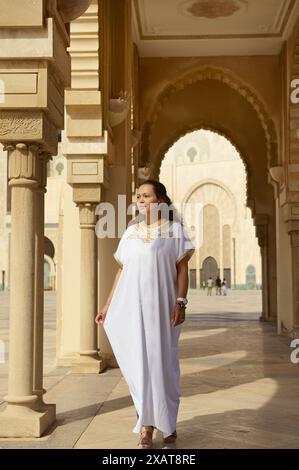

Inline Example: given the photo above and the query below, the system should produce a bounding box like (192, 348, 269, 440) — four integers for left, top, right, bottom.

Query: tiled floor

(0, 289, 299, 449)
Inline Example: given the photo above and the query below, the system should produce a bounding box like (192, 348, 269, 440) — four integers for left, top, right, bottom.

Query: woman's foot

(163, 430, 177, 444)
(138, 426, 154, 448)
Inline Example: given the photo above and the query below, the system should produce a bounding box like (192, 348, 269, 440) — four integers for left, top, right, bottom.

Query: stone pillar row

(0, 143, 55, 437)
(75, 202, 103, 373)
(269, 167, 299, 335)
(255, 217, 270, 321)
(0, 0, 95, 438)
(286, 222, 299, 337)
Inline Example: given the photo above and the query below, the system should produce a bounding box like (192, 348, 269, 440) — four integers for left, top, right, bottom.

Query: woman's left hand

(171, 303, 186, 327)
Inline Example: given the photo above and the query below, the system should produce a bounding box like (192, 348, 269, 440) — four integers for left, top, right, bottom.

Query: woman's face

(136, 184, 160, 216)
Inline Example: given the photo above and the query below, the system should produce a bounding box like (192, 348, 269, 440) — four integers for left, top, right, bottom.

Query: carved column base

(289, 228, 299, 338)
(71, 353, 107, 374)
(0, 403, 56, 438)
(259, 314, 277, 323)
(32, 388, 56, 415)
(100, 351, 119, 369)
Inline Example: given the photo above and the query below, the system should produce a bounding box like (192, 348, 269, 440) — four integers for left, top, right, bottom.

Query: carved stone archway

(142, 65, 278, 172)
(201, 256, 219, 284)
(141, 70, 278, 322)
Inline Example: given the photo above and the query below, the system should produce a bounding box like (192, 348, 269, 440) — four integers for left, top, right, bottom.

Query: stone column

(280, 201, 299, 336)
(0, 0, 93, 437)
(62, 0, 111, 366)
(97, 166, 127, 368)
(72, 202, 104, 373)
(0, 144, 54, 437)
(255, 219, 270, 321)
(32, 152, 55, 418)
(286, 223, 299, 337)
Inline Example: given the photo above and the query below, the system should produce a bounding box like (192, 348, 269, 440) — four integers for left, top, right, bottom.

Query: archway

(142, 66, 278, 174)
(201, 256, 219, 285)
(141, 66, 278, 320)
(160, 128, 261, 291)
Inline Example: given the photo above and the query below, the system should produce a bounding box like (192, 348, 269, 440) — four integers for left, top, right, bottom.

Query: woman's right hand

(95, 304, 109, 325)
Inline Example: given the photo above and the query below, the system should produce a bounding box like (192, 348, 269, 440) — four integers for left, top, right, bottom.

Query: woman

(95, 180, 195, 448)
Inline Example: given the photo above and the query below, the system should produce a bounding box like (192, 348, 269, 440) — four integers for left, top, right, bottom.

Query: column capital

(256, 225, 268, 248)
(37, 152, 52, 193)
(5, 143, 43, 188)
(289, 230, 299, 247)
(285, 218, 299, 239)
(77, 202, 97, 227)
(254, 219, 268, 248)
(253, 215, 268, 247)
(5, 144, 52, 191)
(282, 201, 299, 224)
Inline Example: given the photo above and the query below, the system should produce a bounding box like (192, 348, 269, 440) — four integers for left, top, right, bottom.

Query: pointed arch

(141, 65, 278, 174)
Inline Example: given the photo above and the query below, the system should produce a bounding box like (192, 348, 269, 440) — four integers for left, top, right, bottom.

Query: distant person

(207, 277, 213, 296)
(222, 278, 227, 296)
(215, 276, 222, 295)
(202, 280, 206, 291)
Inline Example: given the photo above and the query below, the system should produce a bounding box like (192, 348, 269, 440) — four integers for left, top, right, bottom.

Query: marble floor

(0, 289, 298, 449)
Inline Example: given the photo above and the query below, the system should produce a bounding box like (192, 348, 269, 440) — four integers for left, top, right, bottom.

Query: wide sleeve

(113, 233, 126, 268)
(175, 223, 195, 265)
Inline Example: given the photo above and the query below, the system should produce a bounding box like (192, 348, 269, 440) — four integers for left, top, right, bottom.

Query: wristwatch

(176, 297, 188, 307)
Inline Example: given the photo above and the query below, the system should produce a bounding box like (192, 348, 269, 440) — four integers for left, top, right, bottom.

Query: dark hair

(138, 179, 181, 222)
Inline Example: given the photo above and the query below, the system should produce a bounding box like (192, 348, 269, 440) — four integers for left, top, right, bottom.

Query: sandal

(163, 430, 177, 444)
(138, 426, 154, 448)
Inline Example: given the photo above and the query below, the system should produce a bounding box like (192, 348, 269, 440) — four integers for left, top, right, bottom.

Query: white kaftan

(103, 219, 195, 437)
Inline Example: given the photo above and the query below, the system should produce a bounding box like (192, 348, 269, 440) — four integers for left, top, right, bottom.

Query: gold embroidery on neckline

(127, 221, 174, 243)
